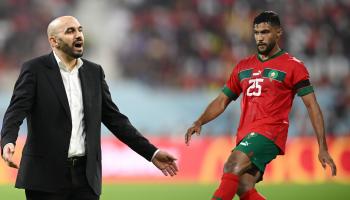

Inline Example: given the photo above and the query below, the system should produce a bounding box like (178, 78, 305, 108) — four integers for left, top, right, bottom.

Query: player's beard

(57, 38, 83, 58)
(257, 41, 276, 56)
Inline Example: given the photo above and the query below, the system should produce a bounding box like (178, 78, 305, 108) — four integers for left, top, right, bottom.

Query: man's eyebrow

(64, 26, 83, 32)
(254, 29, 270, 32)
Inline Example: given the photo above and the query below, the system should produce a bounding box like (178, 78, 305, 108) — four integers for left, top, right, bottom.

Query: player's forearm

(195, 97, 228, 126)
(306, 102, 328, 151)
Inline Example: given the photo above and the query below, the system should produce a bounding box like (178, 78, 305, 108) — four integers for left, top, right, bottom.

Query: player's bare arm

(301, 93, 337, 176)
(185, 92, 232, 145)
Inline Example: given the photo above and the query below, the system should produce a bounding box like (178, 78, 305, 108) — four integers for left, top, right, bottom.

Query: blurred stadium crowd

(0, 0, 349, 136)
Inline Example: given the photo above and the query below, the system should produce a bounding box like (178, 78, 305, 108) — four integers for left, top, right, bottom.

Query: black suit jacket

(0, 52, 157, 195)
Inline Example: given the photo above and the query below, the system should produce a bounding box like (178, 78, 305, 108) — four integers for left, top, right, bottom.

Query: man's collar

(53, 52, 83, 72)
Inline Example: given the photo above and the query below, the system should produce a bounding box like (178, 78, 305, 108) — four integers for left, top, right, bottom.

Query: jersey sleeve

(222, 64, 242, 100)
(292, 62, 314, 96)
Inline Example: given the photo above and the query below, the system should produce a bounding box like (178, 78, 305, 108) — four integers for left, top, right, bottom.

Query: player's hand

(185, 121, 202, 146)
(152, 150, 178, 177)
(2, 143, 18, 169)
(318, 149, 336, 176)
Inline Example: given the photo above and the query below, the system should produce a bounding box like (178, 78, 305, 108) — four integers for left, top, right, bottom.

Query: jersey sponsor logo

(252, 70, 262, 76)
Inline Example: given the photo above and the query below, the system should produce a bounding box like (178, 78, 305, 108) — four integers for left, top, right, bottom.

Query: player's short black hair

(253, 11, 281, 27)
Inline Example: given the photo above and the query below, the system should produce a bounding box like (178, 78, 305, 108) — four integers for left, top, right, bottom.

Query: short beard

(57, 39, 83, 58)
(257, 41, 275, 56)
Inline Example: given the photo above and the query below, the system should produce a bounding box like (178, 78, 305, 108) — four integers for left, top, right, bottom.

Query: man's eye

(66, 28, 74, 33)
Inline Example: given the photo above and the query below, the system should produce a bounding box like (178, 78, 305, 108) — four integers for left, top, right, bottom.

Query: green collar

(257, 49, 285, 62)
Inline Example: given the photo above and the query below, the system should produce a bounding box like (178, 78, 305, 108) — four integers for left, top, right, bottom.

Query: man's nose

(75, 31, 83, 39)
(257, 34, 264, 41)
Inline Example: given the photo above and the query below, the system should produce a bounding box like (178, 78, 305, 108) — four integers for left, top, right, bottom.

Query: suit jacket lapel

(78, 64, 91, 126)
(44, 52, 72, 120)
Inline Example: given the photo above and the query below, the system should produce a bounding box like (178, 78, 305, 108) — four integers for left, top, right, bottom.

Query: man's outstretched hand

(152, 150, 178, 177)
(2, 143, 18, 169)
(318, 149, 337, 176)
(185, 121, 202, 146)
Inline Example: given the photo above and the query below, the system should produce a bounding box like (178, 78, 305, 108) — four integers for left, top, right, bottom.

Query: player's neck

(258, 46, 282, 61)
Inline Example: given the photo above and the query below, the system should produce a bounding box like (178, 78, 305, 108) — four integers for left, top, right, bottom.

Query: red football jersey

(223, 50, 314, 154)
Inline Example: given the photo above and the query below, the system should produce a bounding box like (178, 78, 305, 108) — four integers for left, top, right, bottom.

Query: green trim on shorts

(234, 132, 279, 173)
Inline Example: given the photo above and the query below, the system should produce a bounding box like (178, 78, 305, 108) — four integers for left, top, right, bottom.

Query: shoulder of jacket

(81, 58, 101, 69)
(21, 54, 51, 72)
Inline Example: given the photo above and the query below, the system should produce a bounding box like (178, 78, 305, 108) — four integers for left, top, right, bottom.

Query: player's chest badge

(268, 70, 279, 82)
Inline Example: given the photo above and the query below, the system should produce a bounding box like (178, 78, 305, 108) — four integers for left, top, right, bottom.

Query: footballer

(185, 11, 337, 200)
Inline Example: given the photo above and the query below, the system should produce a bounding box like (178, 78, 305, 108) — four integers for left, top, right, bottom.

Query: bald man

(1, 16, 178, 200)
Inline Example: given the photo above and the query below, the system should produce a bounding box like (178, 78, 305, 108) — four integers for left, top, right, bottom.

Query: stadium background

(0, 0, 349, 199)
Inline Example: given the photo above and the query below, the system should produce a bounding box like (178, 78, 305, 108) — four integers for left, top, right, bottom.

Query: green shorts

(234, 132, 280, 173)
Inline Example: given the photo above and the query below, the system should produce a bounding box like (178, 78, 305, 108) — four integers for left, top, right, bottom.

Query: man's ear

(48, 36, 58, 48)
(276, 27, 283, 40)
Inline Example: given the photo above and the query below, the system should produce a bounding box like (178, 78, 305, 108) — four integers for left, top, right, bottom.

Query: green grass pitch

(0, 183, 349, 200)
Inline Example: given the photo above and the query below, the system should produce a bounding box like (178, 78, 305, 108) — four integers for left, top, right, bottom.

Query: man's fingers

(4, 157, 18, 169)
(330, 164, 337, 176)
(2, 145, 15, 160)
(327, 160, 337, 176)
(169, 163, 178, 173)
(166, 167, 174, 176)
(164, 166, 176, 177)
(318, 152, 337, 176)
(185, 127, 200, 145)
(157, 159, 178, 176)
(2, 152, 12, 162)
(319, 158, 326, 168)
(195, 129, 200, 136)
(1, 144, 17, 169)
(7, 161, 18, 169)
(185, 129, 194, 142)
(171, 161, 179, 172)
(185, 132, 192, 145)
(320, 157, 337, 176)
(161, 169, 168, 176)
(6, 149, 15, 155)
